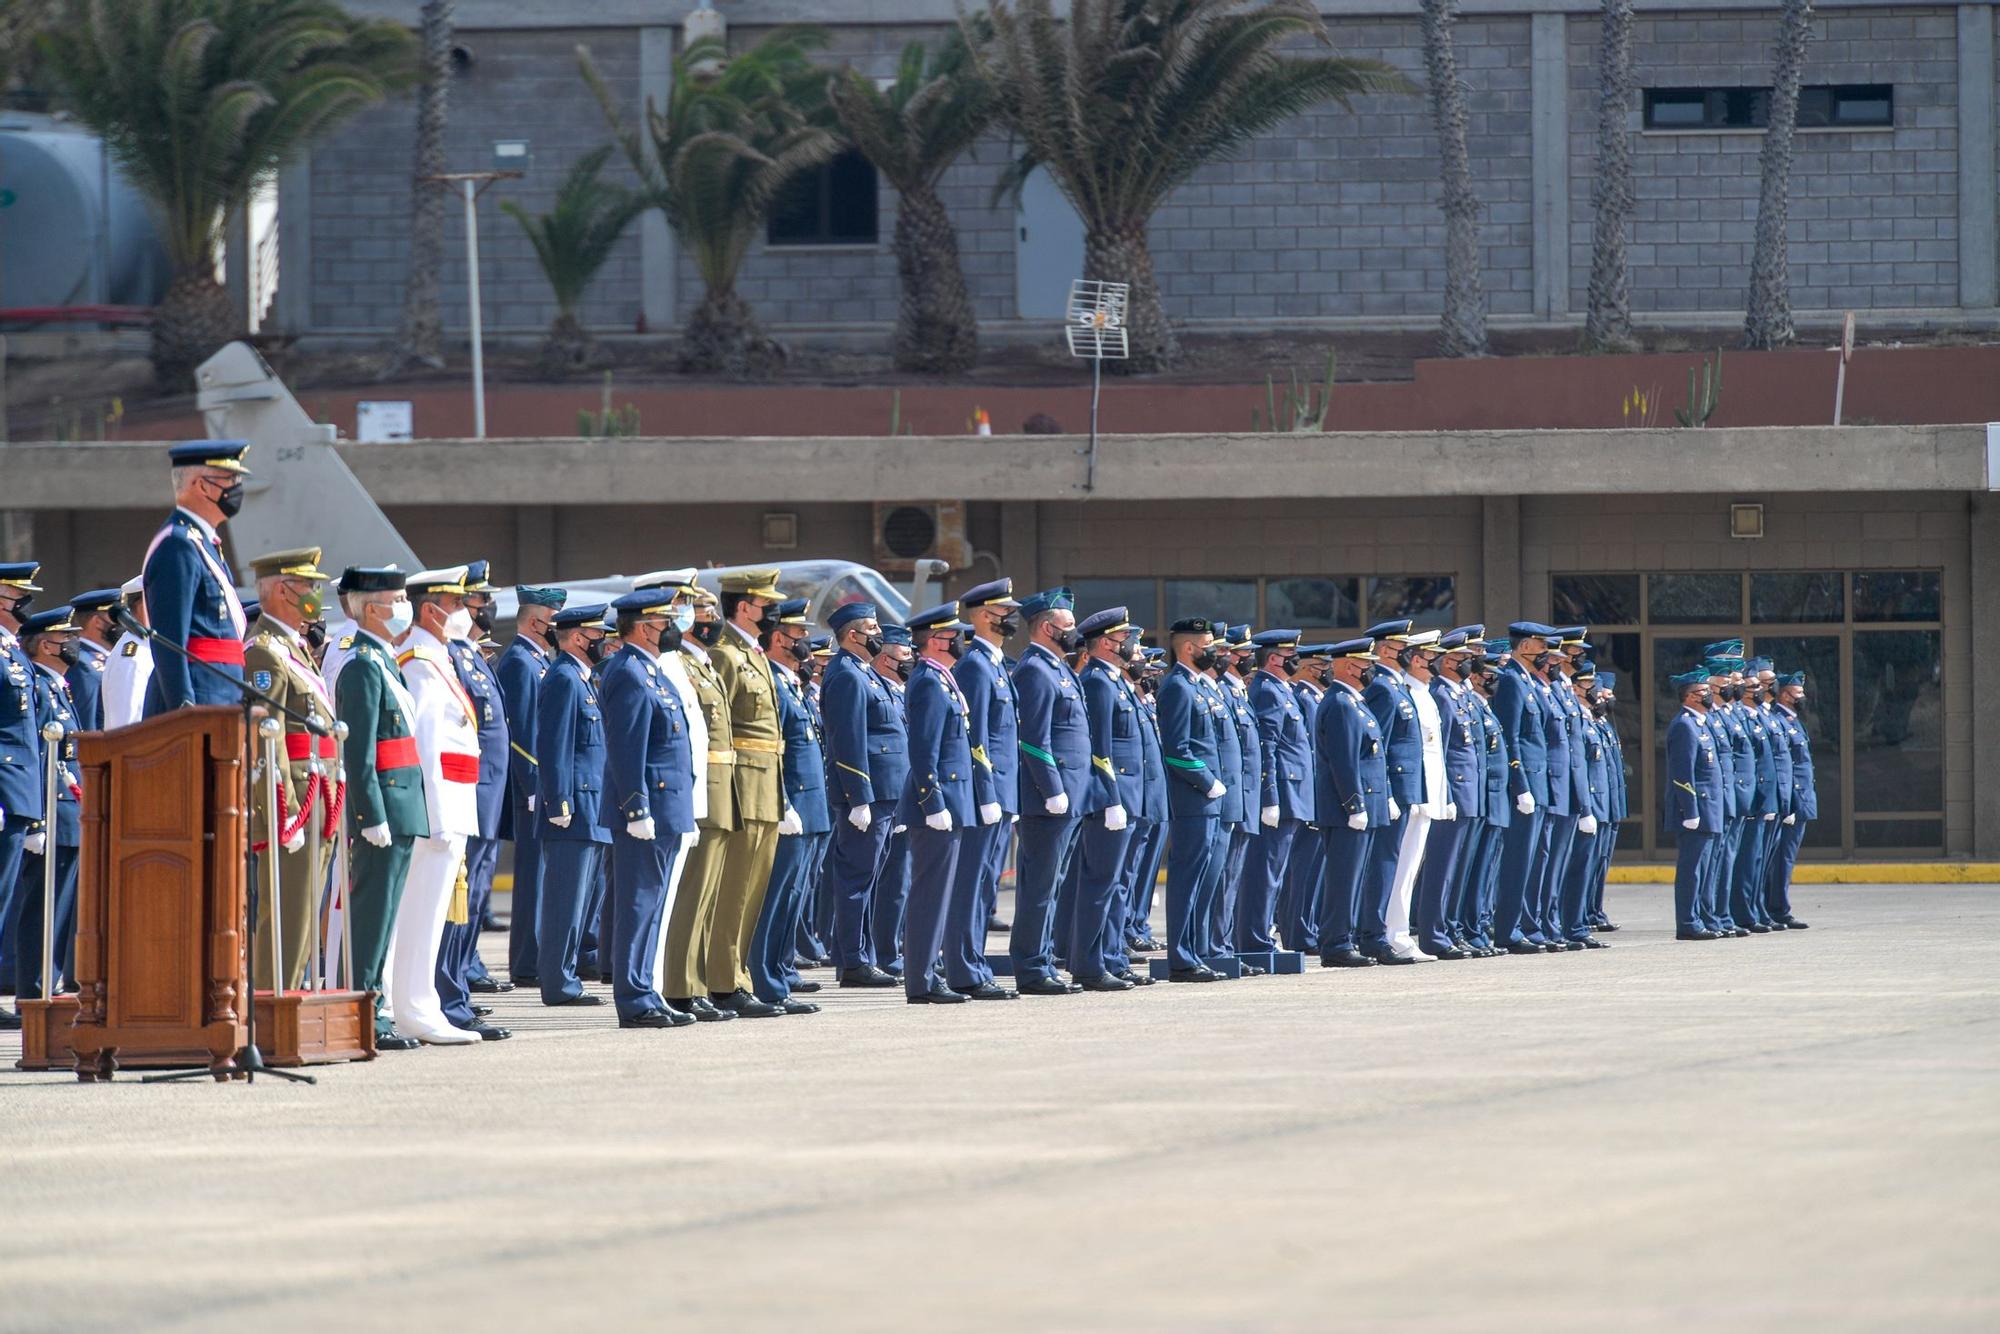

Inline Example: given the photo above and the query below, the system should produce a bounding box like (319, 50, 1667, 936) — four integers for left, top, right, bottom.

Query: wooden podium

(50, 706, 373, 1081)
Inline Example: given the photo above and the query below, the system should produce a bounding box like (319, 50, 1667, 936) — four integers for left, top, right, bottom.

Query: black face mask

(659, 625, 683, 653)
(692, 621, 723, 647)
(1190, 648, 1216, 672)
(470, 604, 494, 635)
(797, 659, 816, 684)
(304, 619, 327, 651)
(583, 635, 609, 664)
(213, 479, 245, 518)
(1138, 676, 1157, 696)
(1477, 672, 1499, 693)
(893, 658, 914, 682)
(995, 613, 1021, 639)
(58, 639, 84, 666)
(861, 633, 885, 658)
(1056, 628, 1081, 654)
(0, 594, 33, 621)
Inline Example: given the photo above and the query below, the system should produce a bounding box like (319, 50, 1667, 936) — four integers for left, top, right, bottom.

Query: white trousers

(649, 829, 700, 985)
(390, 832, 472, 1039)
(1386, 810, 1433, 955)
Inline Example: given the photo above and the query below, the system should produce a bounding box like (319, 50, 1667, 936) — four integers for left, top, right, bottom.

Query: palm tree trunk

(1584, 0, 1637, 352)
(152, 269, 240, 392)
(892, 183, 979, 374)
(537, 310, 594, 380)
(383, 0, 453, 377)
(1421, 0, 1487, 358)
(1745, 0, 1813, 350)
(683, 284, 786, 377)
(1085, 223, 1176, 374)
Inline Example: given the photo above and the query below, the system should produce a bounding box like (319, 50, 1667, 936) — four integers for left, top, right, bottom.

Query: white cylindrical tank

(0, 114, 171, 310)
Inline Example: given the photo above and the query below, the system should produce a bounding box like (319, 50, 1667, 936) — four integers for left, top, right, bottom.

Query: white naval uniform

(1386, 669, 1450, 958)
(650, 642, 709, 985)
(101, 631, 154, 729)
(392, 625, 484, 1043)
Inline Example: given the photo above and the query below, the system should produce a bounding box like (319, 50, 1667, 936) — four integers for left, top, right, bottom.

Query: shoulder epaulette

(121, 641, 139, 657)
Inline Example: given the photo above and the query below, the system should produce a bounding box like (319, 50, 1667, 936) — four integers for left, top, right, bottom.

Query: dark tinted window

(1553, 574, 1641, 626)
(1267, 577, 1359, 629)
(1368, 576, 1455, 631)
(1647, 573, 1740, 624)
(768, 149, 879, 246)
(1851, 571, 1940, 622)
(1851, 631, 1942, 811)
(1164, 578, 1256, 628)
(1750, 572, 1843, 622)
(1071, 579, 1159, 630)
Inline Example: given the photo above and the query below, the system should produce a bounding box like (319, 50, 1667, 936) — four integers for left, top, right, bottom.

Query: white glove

(1578, 815, 1598, 836)
(361, 822, 392, 848)
(1260, 805, 1280, 828)
(548, 812, 572, 829)
(1783, 813, 1796, 826)
(892, 824, 907, 835)
(23, 830, 46, 856)
(924, 809, 952, 832)
(979, 802, 1002, 827)
(527, 794, 536, 813)
(1388, 798, 1402, 822)
(1105, 804, 1128, 832)
(1205, 781, 1226, 800)
(1516, 792, 1536, 815)
(1044, 792, 1069, 816)
(1443, 802, 1457, 822)
(1347, 812, 1368, 832)
(1764, 813, 1776, 822)
(848, 803, 873, 833)
(1010, 812, 1019, 824)
(777, 808, 802, 837)
(283, 828, 306, 854)
(627, 816, 657, 840)
(1682, 817, 1700, 831)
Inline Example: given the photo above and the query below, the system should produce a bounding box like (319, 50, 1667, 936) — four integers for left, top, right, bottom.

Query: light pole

(420, 168, 522, 439)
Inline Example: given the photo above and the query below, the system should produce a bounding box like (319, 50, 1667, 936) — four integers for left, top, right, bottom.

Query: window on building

(1070, 578, 1160, 632)
(1163, 578, 1257, 629)
(1750, 572, 1843, 623)
(1267, 577, 1359, 630)
(1554, 574, 1641, 626)
(1642, 84, 1893, 132)
(1367, 575, 1455, 630)
(767, 149, 879, 246)
(1851, 571, 1940, 622)
(1647, 573, 1740, 624)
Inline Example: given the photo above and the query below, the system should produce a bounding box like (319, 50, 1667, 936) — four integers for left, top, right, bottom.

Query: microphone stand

(118, 605, 329, 1087)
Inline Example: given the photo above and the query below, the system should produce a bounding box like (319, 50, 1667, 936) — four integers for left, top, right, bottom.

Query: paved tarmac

(1, 883, 1995, 1332)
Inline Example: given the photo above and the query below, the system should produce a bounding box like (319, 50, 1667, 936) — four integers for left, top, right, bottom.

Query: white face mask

(672, 605, 696, 634)
(384, 598, 414, 638)
(444, 608, 474, 641)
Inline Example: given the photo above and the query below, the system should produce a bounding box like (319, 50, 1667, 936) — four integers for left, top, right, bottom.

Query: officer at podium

(143, 441, 252, 717)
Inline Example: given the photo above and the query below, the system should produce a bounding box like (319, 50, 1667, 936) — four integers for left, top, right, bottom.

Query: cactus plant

(1675, 351, 1722, 428)
(578, 371, 641, 438)
(1251, 348, 1338, 432)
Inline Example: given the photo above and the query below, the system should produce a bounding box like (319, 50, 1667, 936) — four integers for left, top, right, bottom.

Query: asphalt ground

(1, 882, 1995, 1332)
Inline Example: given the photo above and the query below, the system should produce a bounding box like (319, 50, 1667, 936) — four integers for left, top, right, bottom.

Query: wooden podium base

(16, 996, 82, 1071)
(18, 991, 375, 1077)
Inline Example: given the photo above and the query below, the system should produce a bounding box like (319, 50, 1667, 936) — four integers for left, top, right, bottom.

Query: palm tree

(40, 0, 415, 391)
(1419, 0, 1486, 357)
(827, 33, 993, 374)
(1744, 0, 1814, 349)
(502, 146, 643, 379)
(382, 0, 453, 377)
(1583, 0, 1637, 352)
(583, 30, 839, 376)
(970, 0, 1406, 373)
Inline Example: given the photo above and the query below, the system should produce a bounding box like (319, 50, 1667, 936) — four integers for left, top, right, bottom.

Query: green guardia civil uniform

(662, 635, 737, 1001)
(242, 547, 338, 990)
(334, 590, 431, 1030)
(707, 569, 787, 997)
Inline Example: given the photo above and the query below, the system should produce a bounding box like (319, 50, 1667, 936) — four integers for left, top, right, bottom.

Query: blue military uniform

(1557, 666, 1611, 945)
(1213, 627, 1262, 965)
(1733, 662, 1781, 931)
(897, 604, 977, 1001)
(1413, 630, 1486, 957)
(1492, 623, 1556, 950)
(1120, 649, 1170, 954)
(751, 602, 830, 1006)
(1202, 642, 1247, 966)
(1009, 590, 1091, 986)
(820, 602, 908, 977)
(143, 441, 251, 717)
(1156, 620, 1228, 979)
(1667, 671, 1726, 936)
(944, 579, 1022, 994)
(1241, 630, 1312, 957)
(1459, 648, 1513, 952)
(1362, 621, 1426, 961)
(869, 637, 914, 977)
(0, 564, 49, 1014)
(601, 590, 697, 1024)
(65, 589, 121, 732)
(496, 586, 565, 984)
(437, 563, 511, 1023)
(1314, 639, 1390, 963)
(1766, 674, 1815, 925)
(1072, 608, 1147, 987)
(1277, 647, 1331, 954)
(534, 604, 612, 1004)
(12, 611, 82, 999)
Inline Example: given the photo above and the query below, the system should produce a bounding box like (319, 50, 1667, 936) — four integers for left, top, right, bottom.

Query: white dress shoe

(406, 1025, 482, 1046)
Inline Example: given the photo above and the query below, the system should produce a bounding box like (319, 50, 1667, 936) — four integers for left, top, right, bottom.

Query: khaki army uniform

(245, 613, 338, 989)
(661, 642, 736, 1000)
(707, 619, 785, 996)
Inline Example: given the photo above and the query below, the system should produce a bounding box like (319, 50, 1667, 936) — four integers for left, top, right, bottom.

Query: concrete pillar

(514, 504, 557, 584)
(1530, 13, 1571, 320)
(1958, 7, 1997, 310)
(638, 27, 678, 332)
(223, 207, 253, 330)
(273, 155, 314, 335)
(999, 501, 1040, 596)
(1480, 495, 1522, 625)
(1969, 493, 2000, 857)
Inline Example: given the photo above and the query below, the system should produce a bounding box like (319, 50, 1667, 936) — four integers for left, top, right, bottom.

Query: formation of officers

(0, 439, 1820, 1039)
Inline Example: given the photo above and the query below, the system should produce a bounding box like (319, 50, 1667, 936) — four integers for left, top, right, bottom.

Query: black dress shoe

(480, 912, 504, 932)
(545, 993, 606, 1007)
(0, 1008, 22, 1030)
(1580, 937, 1609, 949)
(1017, 975, 1073, 996)
(908, 986, 969, 1004)
(1238, 963, 1268, 977)
(1167, 967, 1219, 983)
(1127, 938, 1160, 954)
(1780, 917, 1809, 929)
(1113, 969, 1155, 987)
(469, 1023, 512, 1040)
(986, 916, 1010, 933)
(468, 977, 515, 993)
(472, 1004, 493, 1017)
(619, 1010, 681, 1029)
(838, 966, 898, 988)
(960, 981, 1019, 1000)
(780, 998, 821, 1015)
(1504, 940, 1542, 955)
(1373, 950, 1416, 965)
(510, 974, 538, 988)
(1596, 921, 1621, 932)
(1077, 974, 1133, 992)
(1747, 922, 1772, 933)
(791, 979, 822, 994)
(687, 997, 735, 1022)
(737, 996, 787, 1019)
(1676, 929, 1720, 940)
(375, 1032, 420, 1051)
(1731, 927, 1751, 937)
(1320, 948, 1376, 968)
(1431, 946, 1470, 961)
